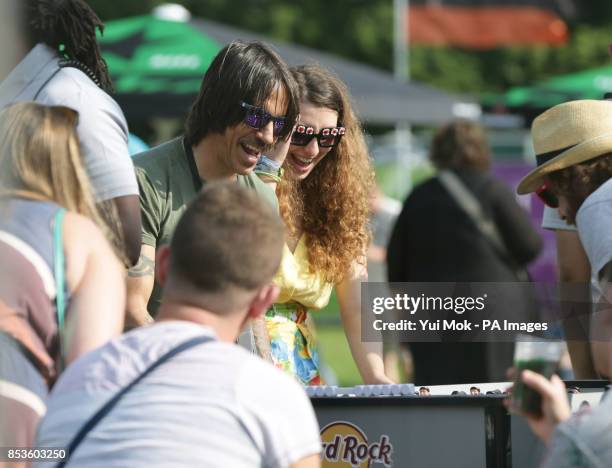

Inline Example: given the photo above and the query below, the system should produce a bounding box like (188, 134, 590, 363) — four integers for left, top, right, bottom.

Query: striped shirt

(0, 198, 66, 381)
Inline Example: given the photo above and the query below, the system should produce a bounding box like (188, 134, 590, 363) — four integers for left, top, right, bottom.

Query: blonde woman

(255, 64, 392, 385)
(0, 102, 126, 448)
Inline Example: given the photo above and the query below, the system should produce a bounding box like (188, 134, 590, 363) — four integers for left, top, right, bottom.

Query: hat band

(535, 143, 576, 167)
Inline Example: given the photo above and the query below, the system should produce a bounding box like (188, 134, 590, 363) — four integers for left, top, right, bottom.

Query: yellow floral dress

(265, 236, 333, 385)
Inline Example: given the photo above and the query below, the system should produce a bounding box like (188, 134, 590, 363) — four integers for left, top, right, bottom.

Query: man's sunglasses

(535, 182, 559, 208)
(240, 101, 286, 136)
(291, 124, 346, 148)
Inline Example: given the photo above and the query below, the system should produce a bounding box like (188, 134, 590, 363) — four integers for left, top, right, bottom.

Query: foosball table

(307, 381, 609, 468)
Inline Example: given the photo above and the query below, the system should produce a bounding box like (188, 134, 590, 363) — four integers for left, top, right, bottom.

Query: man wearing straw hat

(518, 99, 612, 375)
(512, 99, 612, 467)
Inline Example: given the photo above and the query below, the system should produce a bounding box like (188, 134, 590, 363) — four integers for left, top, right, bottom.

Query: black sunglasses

(291, 124, 346, 148)
(240, 101, 286, 136)
(535, 182, 559, 208)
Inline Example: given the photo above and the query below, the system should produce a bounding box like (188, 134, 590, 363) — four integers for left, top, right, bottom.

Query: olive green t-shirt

(134, 137, 279, 314)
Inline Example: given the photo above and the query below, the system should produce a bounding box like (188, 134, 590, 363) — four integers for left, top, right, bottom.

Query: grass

(312, 292, 362, 386)
(310, 161, 430, 386)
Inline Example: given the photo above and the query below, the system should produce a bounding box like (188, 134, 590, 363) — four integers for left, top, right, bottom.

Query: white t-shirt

(36, 321, 321, 468)
(542, 206, 576, 231)
(0, 44, 137, 201)
(577, 178, 612, 282)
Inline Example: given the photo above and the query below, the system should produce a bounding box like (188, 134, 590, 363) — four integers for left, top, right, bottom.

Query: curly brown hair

(548, 152, 612, 198)
(277, 64, 374, 284)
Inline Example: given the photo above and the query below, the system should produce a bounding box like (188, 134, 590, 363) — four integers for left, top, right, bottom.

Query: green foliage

(410, 47, 484, 92)
(411, 25, 612, 95)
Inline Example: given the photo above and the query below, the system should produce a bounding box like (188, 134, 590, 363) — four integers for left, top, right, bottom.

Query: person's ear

(155, 245, 171, 287)
(246, 284, 280, 320)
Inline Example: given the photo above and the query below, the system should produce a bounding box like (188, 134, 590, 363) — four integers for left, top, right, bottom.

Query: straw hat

(516, 100, 612, 194)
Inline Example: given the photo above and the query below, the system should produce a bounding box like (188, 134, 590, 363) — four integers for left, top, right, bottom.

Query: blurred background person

(0, 0, 21, 81)
(0, 0, 141, 265)
(0, 103, 126, 449)
(388, 120, 542, 385)
(369, 184, 413, 382)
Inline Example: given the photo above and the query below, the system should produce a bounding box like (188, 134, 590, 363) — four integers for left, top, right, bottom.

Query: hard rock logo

(320, 421, 393, 467)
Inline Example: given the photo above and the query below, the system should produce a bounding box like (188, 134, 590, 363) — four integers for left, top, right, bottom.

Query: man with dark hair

(0, 0, 141, 265)
(36, 183, 321, 468)
(128, 40, 299, 326)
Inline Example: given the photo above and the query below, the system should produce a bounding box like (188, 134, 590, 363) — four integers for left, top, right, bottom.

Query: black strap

(56, 335, 212, 467)
(33, 68, 62, 101)
(33, 59, 102, 102)
(535, 144, 576, 166)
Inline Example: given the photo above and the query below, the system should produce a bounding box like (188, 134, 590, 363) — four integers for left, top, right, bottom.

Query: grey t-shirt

(542, 394, 612, 468)
(0, 44, 137, 201)
(576, 178, 612, 282)
(36, 321, 321, 468)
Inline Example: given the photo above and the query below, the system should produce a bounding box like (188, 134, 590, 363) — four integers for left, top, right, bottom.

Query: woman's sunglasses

(535, 182, 559, 208)
(290, 124, 346, 148)
(240, 101, 286, 136)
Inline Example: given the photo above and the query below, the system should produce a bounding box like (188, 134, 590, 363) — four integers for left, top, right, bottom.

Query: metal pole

(393, 0, 411, 180)
(393, 0, 409, 82)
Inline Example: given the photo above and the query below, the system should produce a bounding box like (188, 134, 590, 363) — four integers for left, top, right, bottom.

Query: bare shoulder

(61, 212, 112, 253)
(61, 212, 123, 287)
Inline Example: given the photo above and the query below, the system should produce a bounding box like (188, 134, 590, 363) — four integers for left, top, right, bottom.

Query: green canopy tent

(503, 65, 612, 108)
(99, 15, 220, 119)
(99, 14, 480, 125)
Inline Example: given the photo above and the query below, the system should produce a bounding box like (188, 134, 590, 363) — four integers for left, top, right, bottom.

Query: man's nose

(257, 120, 275, 145)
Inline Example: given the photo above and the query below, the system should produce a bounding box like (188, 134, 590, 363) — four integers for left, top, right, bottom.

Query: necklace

(58, 59, 102, 88)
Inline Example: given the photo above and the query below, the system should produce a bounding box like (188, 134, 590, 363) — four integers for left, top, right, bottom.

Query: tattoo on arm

(128, 254, 155, 277)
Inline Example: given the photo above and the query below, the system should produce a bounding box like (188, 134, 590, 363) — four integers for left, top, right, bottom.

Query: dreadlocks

(24, 0, 113, 92)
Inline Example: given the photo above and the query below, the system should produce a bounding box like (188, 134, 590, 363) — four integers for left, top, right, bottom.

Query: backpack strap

(56, 335, 213, 467)
(52, 208, 67, 369)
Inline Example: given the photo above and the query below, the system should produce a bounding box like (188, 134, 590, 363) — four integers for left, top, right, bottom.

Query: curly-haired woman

(255, 64, 392, 385)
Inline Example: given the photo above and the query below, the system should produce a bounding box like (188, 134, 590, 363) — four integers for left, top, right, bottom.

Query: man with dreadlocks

(0, 0, 142, 265)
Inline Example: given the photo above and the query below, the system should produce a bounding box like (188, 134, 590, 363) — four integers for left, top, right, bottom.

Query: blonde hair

(0, 102, 125, 261)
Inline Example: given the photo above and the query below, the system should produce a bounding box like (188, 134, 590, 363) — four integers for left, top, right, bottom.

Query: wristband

(259, 155, 281, 170)
(255, 155, 284, 181)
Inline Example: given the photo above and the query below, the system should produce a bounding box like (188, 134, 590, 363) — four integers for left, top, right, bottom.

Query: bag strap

(438, 171, 527, 280)
(52, 208, 67, 369)
(33, 60, 96, 101)
(56, 335, 213, 468)
(33, 68, 62, 101)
